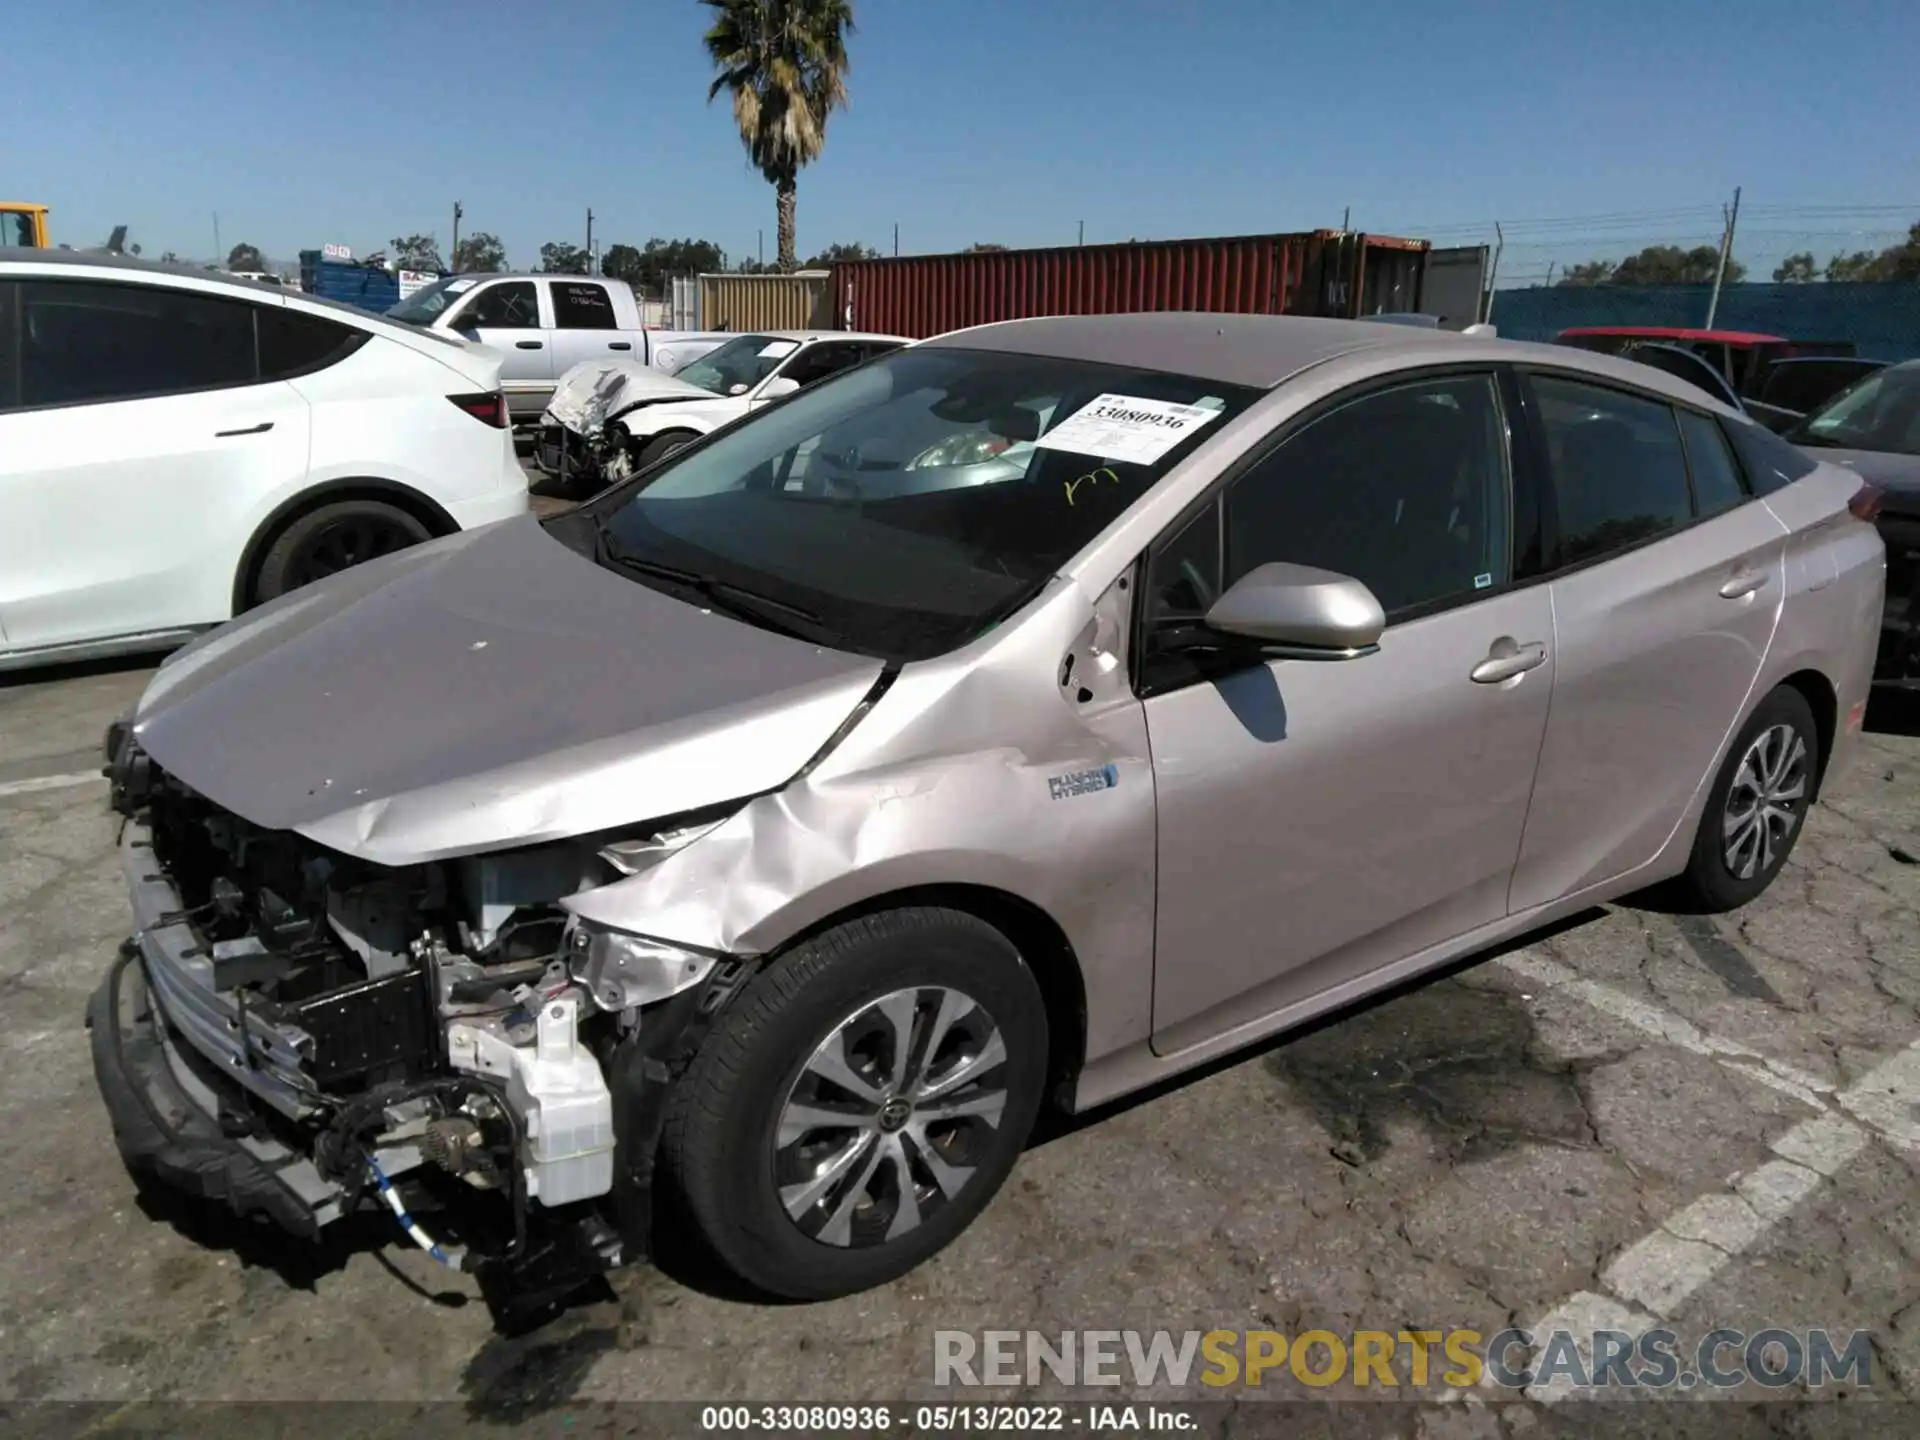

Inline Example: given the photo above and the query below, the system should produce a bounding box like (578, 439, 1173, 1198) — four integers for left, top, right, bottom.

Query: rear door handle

(1719, 570, 1770, 599)
(515, 340, 544, 350)
(214, 422, 274, 437)
(608, 341, 633, 351)
(1470, 639, 1547, 684)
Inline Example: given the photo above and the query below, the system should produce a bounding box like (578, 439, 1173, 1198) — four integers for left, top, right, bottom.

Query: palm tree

(702, 0, 853, 273)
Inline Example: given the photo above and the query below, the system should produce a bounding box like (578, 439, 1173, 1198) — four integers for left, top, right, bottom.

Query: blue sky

(6, 0, 1917, 283)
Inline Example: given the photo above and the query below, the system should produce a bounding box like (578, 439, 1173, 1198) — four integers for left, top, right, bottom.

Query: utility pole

(1342, 205, 1351, 232)
(1705, 185, 1741, 329)
(893, 222, 899, 256)
(585, 207, 595, 273)
(758, 229, 764, 269)
(1482, 222, 1505, 323)
(212, 212, 222, 266)
(1078, 220, 1084, 246)
(451, 201, 463, 270)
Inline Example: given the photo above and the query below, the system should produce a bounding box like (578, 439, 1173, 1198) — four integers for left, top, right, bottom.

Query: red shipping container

(829, 231, 1430, 339)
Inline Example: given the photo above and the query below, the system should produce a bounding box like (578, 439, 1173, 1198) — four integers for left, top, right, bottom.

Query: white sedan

(0, 250, 530, 671)
(534, 329, 907, 488)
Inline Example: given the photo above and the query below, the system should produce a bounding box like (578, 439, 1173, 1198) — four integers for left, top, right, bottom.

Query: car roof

(1558, 325, 1787, 345)
(757, 329, 907, 344)
(0, 245, 485, 359)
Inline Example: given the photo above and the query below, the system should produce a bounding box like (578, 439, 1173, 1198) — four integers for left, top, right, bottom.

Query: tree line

(1556, 222, 1920, 287)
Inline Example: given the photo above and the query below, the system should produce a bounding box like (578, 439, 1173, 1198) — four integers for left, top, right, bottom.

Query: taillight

(1848, 483, 1884, 522)
(448, 391, 508, 428)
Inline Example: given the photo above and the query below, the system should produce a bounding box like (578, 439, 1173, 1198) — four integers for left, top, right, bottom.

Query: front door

(546, 279, 634, 376)
(1141, 370, 1555, 1051)
(449, 279, 549, 419)
(1508, 374, 1785, 909)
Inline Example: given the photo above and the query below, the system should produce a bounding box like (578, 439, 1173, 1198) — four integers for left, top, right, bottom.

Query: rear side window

(258, 306, 367, 380)
(552, 281, 618, 329)
(0, 283, 16, 409)
(1675, 410, 1748, 517)
(1723, 417, 1817, 494)
(1530, 375, 1694, 566)
(19, 279, 255, 407)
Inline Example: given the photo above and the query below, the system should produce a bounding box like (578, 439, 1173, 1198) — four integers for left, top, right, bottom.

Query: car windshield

(672, 334, 801, 396)
(386, 276, 477, 325)
(578, 346, 1260, 661)
(1791, 366, 1920, 456)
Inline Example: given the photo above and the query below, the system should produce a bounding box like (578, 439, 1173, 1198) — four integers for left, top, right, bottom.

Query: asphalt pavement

(4, 613, 1919, 1431)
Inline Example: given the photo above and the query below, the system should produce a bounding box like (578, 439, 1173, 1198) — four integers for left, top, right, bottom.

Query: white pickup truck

(386, 274, 730, 426)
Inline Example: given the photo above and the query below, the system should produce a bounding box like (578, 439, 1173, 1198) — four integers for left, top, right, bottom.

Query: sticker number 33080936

(1032, 393, 1224, 467)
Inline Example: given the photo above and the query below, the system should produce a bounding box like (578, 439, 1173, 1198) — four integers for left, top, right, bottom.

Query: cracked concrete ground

(2, 656, 1917, 1435)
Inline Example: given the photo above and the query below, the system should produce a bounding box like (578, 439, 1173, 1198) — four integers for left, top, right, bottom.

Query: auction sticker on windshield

(1033, 394, 1224, 466)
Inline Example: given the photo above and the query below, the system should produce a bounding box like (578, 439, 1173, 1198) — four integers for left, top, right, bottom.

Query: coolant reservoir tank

(508, 996, 614, 1205)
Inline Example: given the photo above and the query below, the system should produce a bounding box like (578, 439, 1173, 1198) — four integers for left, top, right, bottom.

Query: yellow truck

(1, 203, 51, 247)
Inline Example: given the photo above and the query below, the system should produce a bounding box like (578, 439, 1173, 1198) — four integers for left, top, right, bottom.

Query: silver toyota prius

(92, 313, 1885, 1312)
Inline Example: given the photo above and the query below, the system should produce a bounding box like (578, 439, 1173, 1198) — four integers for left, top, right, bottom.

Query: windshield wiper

(593, 524, 828, 642)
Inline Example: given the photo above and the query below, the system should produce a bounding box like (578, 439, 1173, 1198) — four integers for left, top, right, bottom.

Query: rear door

(547, 279, 636, 375)
(1508, 373, 1787, 911)
(0, 278, 311, 649)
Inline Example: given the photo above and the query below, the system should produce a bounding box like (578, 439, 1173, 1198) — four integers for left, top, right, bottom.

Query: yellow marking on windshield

(1063, 468, 1120, 506)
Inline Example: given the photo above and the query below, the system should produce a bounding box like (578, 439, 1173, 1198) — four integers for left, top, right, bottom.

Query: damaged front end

(90, 720, 749, 1318)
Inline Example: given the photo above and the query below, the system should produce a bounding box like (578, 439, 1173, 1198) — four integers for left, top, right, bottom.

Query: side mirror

(758, 375, 801, 400)
(1203, 562, 1385, 658)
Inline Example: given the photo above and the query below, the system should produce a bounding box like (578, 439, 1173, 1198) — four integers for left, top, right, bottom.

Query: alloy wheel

(773, 986, 1010, 1249)
(1722, 722, 1808, 881)
(287, 515, 419, 587)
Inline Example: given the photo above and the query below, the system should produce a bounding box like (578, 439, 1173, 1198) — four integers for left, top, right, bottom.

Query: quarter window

(1214, 374, 1512, 618)
(1725, 417, 1818, 493)
(552, 281, 617, 330)
(1675, 409, 1747, 517)
(455, 280, 539, 329)
(1531, 376, 1694, 566)
(258, 306, 366, 380)
(19, 280, 256, 407)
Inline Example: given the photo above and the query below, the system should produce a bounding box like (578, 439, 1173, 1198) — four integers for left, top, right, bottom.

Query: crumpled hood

(132, 516, 885, 865)
(546, 360, 718, 433)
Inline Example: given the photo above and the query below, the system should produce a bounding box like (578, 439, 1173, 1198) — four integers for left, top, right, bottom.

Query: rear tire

(251, 499, 432, 606)
(1667, 685, 1819, 913)
(659, 908, 1047, 1301)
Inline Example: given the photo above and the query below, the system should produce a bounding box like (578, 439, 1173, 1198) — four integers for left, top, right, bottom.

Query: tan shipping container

(697, 271, 834, 332)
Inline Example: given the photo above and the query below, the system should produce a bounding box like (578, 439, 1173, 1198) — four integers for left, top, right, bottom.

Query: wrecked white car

(532, 330, 906, 493)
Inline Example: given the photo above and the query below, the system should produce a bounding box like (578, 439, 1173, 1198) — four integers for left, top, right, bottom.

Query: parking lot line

(0, 771, 104, 799)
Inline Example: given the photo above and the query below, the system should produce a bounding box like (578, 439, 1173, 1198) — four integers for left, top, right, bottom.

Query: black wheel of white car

(636, 431, 697, 470)
(253, 500, 431, 603)
(659, 907, 1047, 1300)
(1670, 685, 1820, 913)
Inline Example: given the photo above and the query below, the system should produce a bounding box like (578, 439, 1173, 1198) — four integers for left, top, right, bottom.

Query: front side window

(675, 335, 801, 396)
(1531, 375, 1694, 566)
(778, 342, 869, 390)
(1148, 373, 1511, 626)
(581, 347, 1259, 660)
(19, 280, 256, 408)
(1792, 365, 1920, 458)
(454, 280, 539, 330)
(552, 281, 617, 330)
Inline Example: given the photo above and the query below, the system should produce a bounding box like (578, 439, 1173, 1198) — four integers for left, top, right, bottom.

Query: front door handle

(214, 422, 274, 438)
(1719, 570, 1770, 599)
(608, 341, 633, 351)
(1471, 638, 1547, 684)
(515, 340, 544, 350)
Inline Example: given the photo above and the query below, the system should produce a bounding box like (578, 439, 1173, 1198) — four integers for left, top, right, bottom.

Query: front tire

(659, 908, 1047, 1300)
(1668, 684, 1819, 912)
